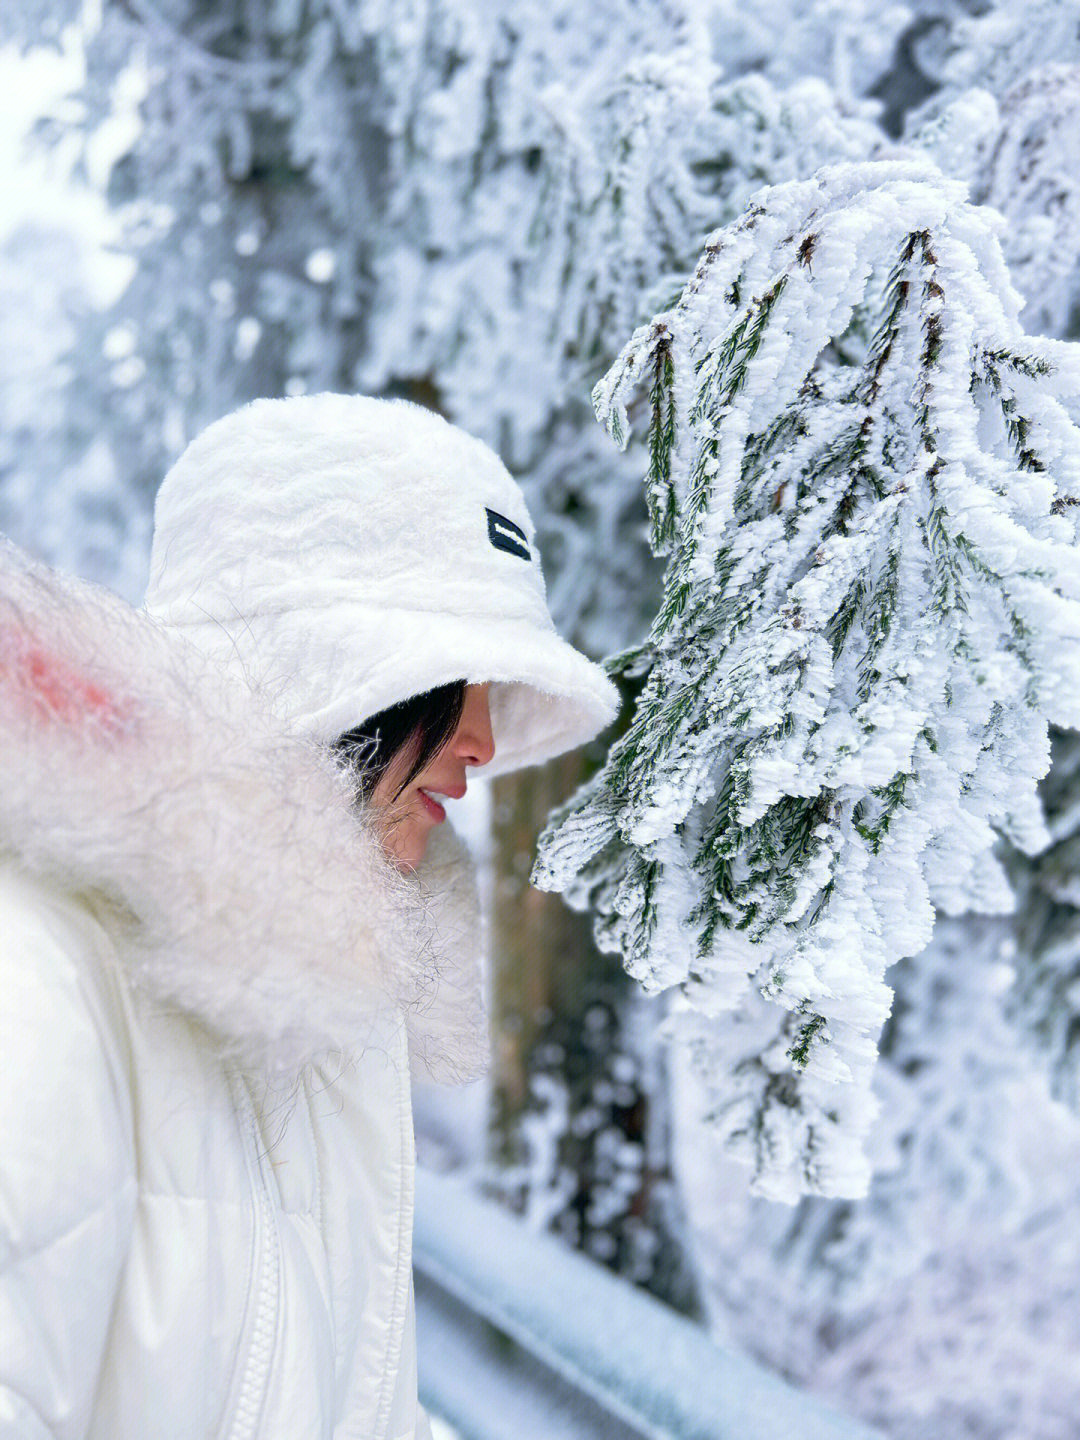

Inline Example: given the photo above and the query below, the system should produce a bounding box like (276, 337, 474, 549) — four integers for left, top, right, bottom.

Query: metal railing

(414, 1165, 886, 1440)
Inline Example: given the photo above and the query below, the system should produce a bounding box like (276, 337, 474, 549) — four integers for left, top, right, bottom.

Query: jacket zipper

(372, 1019, 415, 1440)
(224, 1071, 282, 1440)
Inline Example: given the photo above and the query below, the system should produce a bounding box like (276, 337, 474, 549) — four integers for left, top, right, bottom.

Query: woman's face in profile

(370, 682, 495, 870)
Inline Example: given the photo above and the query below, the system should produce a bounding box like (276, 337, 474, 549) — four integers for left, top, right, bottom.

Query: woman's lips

(418, 789, 446, 822)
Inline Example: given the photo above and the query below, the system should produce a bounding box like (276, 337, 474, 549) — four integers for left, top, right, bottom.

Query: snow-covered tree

(2, 1, 705, 635)
(12, 5, 1080, 1429)
(533, 156, 1080, 1201)
(622, 16, 1080, 1433)
(0, 215, 148, 594)
(1, 1, 896, 640)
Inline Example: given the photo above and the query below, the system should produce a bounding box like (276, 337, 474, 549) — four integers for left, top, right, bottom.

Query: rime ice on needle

(533, 157, 1080, 1203)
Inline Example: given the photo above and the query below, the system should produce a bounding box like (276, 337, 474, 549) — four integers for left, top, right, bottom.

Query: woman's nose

(457, 683, 496, 767)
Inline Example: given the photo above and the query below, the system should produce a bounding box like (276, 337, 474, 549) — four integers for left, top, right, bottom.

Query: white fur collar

(0, 538, 488, 1084)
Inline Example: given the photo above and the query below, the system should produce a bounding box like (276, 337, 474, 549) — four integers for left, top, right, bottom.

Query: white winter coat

(0, 539, 488, 1439)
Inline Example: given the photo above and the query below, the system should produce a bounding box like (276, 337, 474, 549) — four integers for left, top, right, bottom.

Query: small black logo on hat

(486, 507, 531, 561)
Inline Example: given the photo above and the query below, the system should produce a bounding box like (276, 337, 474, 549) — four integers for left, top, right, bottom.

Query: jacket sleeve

(0, 871, 138, 1440)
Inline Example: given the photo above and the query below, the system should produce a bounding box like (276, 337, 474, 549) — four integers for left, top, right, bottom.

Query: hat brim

(166, 603, 622, 779)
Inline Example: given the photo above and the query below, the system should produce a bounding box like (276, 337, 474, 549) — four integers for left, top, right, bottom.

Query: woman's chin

(392, 852, 423, 874)
(383, 824, 430, 873)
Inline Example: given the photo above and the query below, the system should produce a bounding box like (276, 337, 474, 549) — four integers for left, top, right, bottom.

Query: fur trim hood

(0, 538, 487, 1084)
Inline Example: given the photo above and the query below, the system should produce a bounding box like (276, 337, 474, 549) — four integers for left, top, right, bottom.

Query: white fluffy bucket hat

(143, 393, 620, 775)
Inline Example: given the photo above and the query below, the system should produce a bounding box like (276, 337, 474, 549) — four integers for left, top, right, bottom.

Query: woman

(0, 394, 619, 1438)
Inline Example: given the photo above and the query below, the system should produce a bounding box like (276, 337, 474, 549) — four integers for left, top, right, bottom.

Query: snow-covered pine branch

(671, 910, 1042, 1301)
(532, 156, 1080, 1202)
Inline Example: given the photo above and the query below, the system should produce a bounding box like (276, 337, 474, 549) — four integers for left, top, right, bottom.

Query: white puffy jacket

(0, 539, 488, 1439)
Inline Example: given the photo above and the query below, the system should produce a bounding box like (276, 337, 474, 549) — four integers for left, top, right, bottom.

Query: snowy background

(5, 3, 1080, 1437)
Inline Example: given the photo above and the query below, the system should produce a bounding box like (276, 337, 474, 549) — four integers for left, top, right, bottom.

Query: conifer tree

(656, 21, 1080, 1431)
(533, 156, 1080, 1201)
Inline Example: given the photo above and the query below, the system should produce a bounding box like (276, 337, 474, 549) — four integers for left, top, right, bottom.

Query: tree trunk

(486, 745, 702, 1316)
